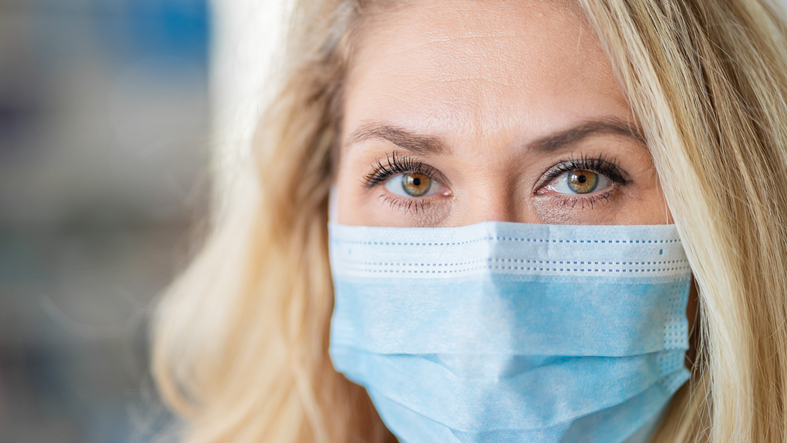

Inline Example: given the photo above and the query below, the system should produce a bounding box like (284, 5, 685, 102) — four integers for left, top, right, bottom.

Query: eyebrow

(346, 123, 450, 155)
(344, 118, 646, 155)
(526, 118, 646, 153)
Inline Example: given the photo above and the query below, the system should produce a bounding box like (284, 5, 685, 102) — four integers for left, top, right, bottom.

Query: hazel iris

(402, 173, 432, 196)
(567, 170, 599, 194)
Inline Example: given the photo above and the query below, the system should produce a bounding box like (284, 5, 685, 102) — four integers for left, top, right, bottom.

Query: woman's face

(334, 0, 669, 227)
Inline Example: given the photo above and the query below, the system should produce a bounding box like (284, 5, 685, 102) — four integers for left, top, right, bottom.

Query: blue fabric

(328, 221, 691, 443)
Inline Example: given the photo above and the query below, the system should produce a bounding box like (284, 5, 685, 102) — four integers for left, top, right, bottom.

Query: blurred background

(0, 0, 283, 441)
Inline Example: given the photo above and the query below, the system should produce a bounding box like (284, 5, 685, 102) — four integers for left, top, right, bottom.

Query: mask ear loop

(328, 185, 339, 224)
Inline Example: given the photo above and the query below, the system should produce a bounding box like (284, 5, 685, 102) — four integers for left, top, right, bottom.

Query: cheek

(333, 154, 399, 227)
(333, 158, 366, 225)
(613, 166, 671, 225)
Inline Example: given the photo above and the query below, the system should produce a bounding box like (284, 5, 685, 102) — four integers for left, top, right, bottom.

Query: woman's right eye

(383, 172, 443, 197)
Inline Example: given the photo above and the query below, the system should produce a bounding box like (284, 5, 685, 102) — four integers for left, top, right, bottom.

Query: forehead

(343, 0, 631, 144)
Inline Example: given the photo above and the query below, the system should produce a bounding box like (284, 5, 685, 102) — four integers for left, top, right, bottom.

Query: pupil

(413, 177, 421, 186)
(577, 174, 587, 184)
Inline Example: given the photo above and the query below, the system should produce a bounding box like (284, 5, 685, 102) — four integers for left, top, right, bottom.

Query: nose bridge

(467, 194, 518, 224)
(451, 169, 526, 225)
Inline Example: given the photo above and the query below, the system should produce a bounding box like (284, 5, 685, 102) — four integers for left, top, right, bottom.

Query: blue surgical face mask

(328, 220, 691, 443)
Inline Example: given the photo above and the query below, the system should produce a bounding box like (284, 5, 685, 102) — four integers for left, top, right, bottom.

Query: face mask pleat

(331, 347, 687, 431)
(328, 221, 688, 279)
(368, 377, 683, 443)
(328, 221, 692, 443)
(330, 277, 690, 356)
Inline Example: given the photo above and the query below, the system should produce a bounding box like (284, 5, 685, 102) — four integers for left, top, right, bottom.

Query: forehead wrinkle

(348, 2, 570, 77)
(342, 0, 631, 157)
(350, 22, 594, 97)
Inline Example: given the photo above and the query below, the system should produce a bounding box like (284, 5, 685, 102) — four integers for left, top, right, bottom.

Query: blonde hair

(152, 0, 787, 441)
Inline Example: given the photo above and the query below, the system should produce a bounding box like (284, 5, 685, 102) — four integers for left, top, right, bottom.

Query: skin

(332, 0, 697, 364)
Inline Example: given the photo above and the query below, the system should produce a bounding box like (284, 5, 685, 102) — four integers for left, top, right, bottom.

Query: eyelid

(363, 151, 451, 189)
(534, 154, 628, 192)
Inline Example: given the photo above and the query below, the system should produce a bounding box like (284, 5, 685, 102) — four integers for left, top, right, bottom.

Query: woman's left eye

(384, 172, 442, 197)
(543, 170, 613, 195)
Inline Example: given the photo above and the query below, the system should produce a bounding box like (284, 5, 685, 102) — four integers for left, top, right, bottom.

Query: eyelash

(538, 153, 628, 187)
(538, 153, 628, 209)
(363, 151, 440, 188)
(362, 152, 439, 213)
(363, 151, 628, 212)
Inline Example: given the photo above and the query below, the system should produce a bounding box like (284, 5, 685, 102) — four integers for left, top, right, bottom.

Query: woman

(152, 0, 787, 442)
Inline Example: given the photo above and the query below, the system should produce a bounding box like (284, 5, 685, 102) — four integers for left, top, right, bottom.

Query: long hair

(152, 0, 787, 441)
